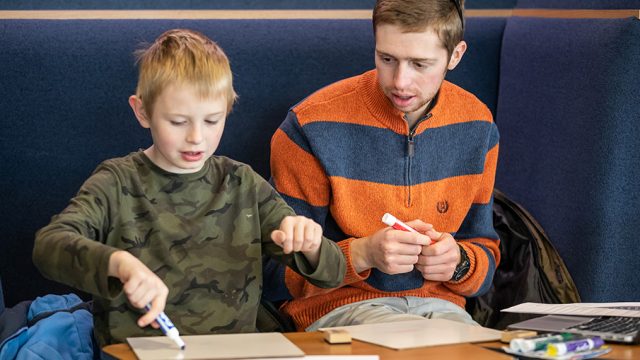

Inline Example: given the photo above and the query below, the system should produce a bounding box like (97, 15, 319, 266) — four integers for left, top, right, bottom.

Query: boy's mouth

(181, 151, 204, 162)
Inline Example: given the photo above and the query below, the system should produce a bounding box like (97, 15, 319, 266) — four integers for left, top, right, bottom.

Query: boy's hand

(271, 216, 323, 268)
(108, 250, 169, 329)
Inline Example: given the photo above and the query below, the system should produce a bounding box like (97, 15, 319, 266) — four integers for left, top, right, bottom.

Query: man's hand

(415, 229, 460, 281)
(108, 251, 168, 328)
(351, 220, 432, 274)
(271, 215, 323, 268)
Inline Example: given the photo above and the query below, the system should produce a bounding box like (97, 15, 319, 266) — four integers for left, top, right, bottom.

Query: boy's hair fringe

(134, 29, 237, 117)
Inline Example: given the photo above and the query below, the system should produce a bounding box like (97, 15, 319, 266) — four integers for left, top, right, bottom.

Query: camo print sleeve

(252, 171, 345, 289)
(33, 168, 121, 298)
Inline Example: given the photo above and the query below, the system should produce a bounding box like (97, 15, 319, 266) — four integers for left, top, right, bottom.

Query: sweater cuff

(338, 238, 371, 284)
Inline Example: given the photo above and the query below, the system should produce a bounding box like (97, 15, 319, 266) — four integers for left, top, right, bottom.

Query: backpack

(466, 189, 581, 330)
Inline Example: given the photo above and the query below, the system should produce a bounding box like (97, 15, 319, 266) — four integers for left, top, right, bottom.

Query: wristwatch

(450, 244, 470, 281)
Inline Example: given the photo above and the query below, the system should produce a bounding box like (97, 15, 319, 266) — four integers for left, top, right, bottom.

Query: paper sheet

(127, 332, 305, 360)
(320, 319, 502, 350)
(502, 302, 640, 318)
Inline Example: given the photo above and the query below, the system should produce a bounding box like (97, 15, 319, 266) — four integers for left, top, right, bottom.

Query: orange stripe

(294, 76, 391, 129)
(328, 174, 484, 236)
(422, 81, 494, 131)
(270, 129, 330, 207)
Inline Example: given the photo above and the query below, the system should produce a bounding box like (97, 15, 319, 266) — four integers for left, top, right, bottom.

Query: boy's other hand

(271, 216, 322, 268)
(108, 250, 169, 328)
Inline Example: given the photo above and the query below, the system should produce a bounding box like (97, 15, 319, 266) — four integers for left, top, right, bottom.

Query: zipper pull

(407, 135, 415, 158)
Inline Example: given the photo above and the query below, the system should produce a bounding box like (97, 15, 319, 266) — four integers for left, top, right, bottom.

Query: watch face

(452, 246, 470, 281)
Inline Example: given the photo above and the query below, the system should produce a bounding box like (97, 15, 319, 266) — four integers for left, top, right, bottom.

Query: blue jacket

(0, 294, 93, 360)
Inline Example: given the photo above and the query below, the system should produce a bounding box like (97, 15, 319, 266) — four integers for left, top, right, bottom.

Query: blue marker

(145, 304, 186, 350)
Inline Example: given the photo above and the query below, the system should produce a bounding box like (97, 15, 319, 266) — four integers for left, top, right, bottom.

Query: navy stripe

(469, 243, 497, 297)
(290, 120, 496, 185)
(365, 268, 424, 292)
(456, 200, 499, 240)
(279, 111, 313, 154)
(279, 194, 348, 241)
(279, 193, 328, 225)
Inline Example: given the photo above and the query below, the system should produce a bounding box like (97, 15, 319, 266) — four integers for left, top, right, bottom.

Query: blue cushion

(495, 17, 640, 301)
(516, 0, 640, 9)
(0, 18, 504, 306)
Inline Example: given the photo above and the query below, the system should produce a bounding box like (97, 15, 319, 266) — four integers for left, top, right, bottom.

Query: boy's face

(131, 83, 227, 174)
(375, 23, 466, 122)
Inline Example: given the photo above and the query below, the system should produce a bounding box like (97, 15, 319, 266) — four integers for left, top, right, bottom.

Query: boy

(266, 0, 499, 330)
(33, 29, 345, 347)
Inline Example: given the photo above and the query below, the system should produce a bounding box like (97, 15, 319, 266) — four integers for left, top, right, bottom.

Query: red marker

(381, 213, 417, 233)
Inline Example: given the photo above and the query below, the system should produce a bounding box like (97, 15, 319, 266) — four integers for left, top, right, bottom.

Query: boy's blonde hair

(134, 29, 237, 117)
(373, 0, 465, 57)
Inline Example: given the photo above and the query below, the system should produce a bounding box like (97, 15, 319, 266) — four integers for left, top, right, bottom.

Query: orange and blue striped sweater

(266, 69, 500, 330)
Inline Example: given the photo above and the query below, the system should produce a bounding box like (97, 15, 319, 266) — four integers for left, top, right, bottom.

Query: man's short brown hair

(373, 0, 465, 57)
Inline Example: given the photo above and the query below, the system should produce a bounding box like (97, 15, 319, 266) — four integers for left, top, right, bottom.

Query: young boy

(32, 29, 346, 347)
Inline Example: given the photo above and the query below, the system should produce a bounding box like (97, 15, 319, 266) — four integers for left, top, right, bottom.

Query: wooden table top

(103, 331, 640, 360)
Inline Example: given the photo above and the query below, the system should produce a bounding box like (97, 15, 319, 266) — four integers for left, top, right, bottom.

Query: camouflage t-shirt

(33, 151, 345, 346)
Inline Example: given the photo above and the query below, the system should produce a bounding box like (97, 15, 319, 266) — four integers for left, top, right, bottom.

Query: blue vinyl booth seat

(495, 16, 640, 302)
(0, 16, 638, 311)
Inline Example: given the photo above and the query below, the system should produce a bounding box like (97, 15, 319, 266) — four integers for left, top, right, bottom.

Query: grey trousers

(306, 296, 477, 331)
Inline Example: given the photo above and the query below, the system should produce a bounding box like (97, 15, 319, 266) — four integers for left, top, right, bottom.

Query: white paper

(320, 319, 501, 350)
(127, 332, 305, 360)
(501, 302, 640, 317)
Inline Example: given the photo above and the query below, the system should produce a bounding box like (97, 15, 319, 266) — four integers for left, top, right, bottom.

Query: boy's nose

(187, 125, 203, 144)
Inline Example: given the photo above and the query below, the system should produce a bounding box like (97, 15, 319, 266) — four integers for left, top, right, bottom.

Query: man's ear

(447, 40, 467, 71)
(128, 95, 151, 129)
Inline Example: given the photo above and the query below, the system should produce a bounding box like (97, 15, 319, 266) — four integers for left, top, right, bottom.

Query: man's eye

(414, 62, 427, 69)
(382, 56, 393, 63)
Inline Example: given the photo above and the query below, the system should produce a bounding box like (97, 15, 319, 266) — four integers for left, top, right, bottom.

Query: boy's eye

(205, 119, 220, 125)
(170, 120, 186, 125)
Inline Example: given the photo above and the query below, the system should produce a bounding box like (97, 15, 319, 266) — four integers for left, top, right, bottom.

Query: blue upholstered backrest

(516, 0, 640, 9)
(495, 17, 640, 301)
(0, 18, 504, 306)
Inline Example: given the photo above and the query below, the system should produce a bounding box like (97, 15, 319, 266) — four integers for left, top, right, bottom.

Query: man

(266, 0, 499, 331)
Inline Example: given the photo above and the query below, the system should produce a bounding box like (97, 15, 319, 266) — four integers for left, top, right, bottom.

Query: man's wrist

(350, 237, 371, 273)
(450, 244, 470, 281)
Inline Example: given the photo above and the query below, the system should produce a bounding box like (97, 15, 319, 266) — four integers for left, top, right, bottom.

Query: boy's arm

(255, 174, 345, 292)
(32, 169, 122, 298)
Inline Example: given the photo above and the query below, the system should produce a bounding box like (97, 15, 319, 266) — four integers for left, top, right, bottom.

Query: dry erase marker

(145, 304, 186, 350)
(382, 213, 418, 233)
(546, 336, 604, 356)
(510, 333, 575, 352)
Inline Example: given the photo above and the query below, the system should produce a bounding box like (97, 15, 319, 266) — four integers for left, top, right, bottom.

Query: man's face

(140, 83, 227, 174)
(375, 24, 461, 122)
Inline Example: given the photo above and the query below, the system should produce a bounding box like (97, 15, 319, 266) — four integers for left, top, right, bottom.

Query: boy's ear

(129, 95, 151, 129)
(447, 40, 467, 71)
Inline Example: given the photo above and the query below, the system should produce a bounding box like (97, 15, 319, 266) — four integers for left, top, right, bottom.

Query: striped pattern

(268, 69, 501, 330)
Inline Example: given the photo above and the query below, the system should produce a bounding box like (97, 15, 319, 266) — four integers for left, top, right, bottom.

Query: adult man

(266, 0, 500, 331)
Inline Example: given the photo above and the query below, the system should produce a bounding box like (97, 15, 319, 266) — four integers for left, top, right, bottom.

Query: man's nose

(393, 63, 411, 89)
